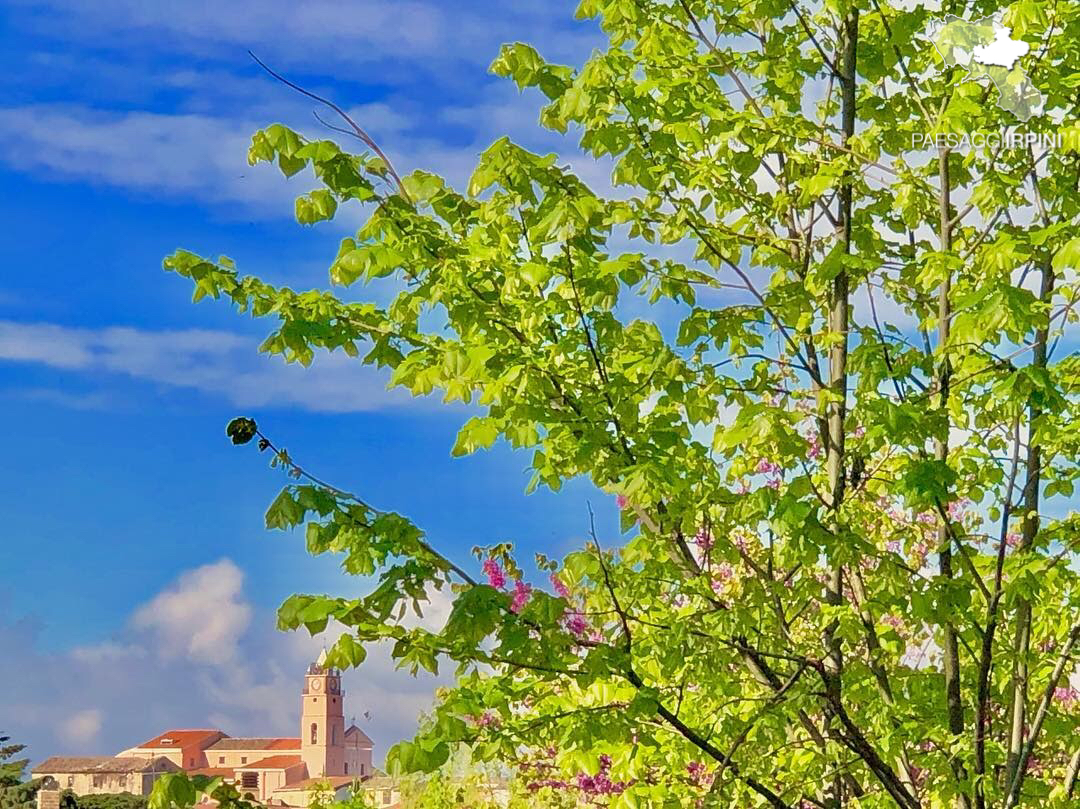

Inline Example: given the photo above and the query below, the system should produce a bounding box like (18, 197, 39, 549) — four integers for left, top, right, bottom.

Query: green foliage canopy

(160, 0, 1080, 806)
(0, 733, 35, 809)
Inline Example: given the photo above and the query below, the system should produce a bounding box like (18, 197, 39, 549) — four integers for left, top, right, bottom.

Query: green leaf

(225, 417, 258, 445)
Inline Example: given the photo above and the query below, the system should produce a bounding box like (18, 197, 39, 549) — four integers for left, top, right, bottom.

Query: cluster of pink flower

(881, 614, 905, 632)
(686, 760, 713, 787)
(1054, 686, 1080, 709)
(547, 572, 590, 637)
(574, 755, 631, 796)
(484, 558, 533, 613)
(471, 710, 500, 728)
(754, 459, 783, 490)
(710, 562, 735, 596)
(732, 530, 750, 552)
(483, 558, 507, 589)
(562, 611, 589, 637)
(756, 459, 781, 475)
(946, 499, 968, 521)
(694, 529, 713, 550)
(551, 573, 571, 599)
(511, 579, 532, 614)
(524, 752, 631, 799)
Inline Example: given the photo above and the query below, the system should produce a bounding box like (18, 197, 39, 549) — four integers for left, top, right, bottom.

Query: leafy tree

(0, 733, 37, 809)
(0, 734, 29, 790)
(58, 792, 147, 809)
(160, 0, 1080, 806)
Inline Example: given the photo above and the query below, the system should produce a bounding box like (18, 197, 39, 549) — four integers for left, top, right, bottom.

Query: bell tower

(300, 653, 346, 777)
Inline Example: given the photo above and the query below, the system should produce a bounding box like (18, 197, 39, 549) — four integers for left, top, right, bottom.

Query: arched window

(332, 725, 338, 745)
(311, 722, 318, 744)
(344, 763, 349, 775)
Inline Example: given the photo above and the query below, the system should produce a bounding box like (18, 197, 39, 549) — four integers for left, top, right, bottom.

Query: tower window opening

(311, 723, 318, 744)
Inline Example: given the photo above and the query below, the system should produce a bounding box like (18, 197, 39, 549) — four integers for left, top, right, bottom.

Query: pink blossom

(886, 539, 902, 553)
(615, 494, 628, 509)
(733, 531, 749, 552)
(756, 459, 781, 475)
(550, 573, 571, 599)
(694, 529, 713, 550)
(1054, 686, 1079, 708)
(711, 563, 735, 595)
(765, 476, 781, 490)
(686, 760, 711, 787)
(1006, 532, 1022, 548)
(483, 558, 507, 590)
(572, 754, 630, 796)
(882, 614, 905, 631)
(474, 710, 499, 728)
(946, 499, 970, 521)
(511, 580, 533, 613)
(853, 425, 866, 439)
(563, 611, 588, 637)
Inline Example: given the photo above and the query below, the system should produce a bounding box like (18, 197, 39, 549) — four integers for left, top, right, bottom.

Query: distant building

(32, 756, 179, 796)
(33, 655, 374, 806)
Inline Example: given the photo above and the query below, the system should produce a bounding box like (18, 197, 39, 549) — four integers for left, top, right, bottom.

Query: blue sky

(0, 0, 620, 765)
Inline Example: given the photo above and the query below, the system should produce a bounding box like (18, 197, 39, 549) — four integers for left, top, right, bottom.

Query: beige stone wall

(36, 786, 60, 809)
(117, 746, 207, 770)
(343, 745, 372, 778)
(273, 783, 352, 808)
(206, 750, 270, 769)
(37, 772, 143, 796)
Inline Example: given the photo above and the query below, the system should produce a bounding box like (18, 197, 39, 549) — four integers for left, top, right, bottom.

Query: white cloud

(6, 0, 598, 77)
(132, 560, 253, 665)
(0, 89, 580, 216)
(0, 106, 295, 216)
(0, 319, 426, 413)
(3, 387, 116, 411)
(61, 710, 103, 746)
(1, 560, 451, 766)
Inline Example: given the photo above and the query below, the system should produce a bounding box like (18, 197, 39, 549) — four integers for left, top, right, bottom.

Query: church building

(33, 656, 374, 806)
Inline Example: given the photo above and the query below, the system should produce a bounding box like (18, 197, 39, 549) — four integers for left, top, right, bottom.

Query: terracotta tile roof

(132, 730, 225, 750)
(273, 776, 358, 791)
(186, 768, 236, 779)
(34, 756, 177, 774)
(266, 739, 301, 750)
(343, 726, 372, 746)
(207, 738, 299, 752)
(237, 755, 304, 771)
